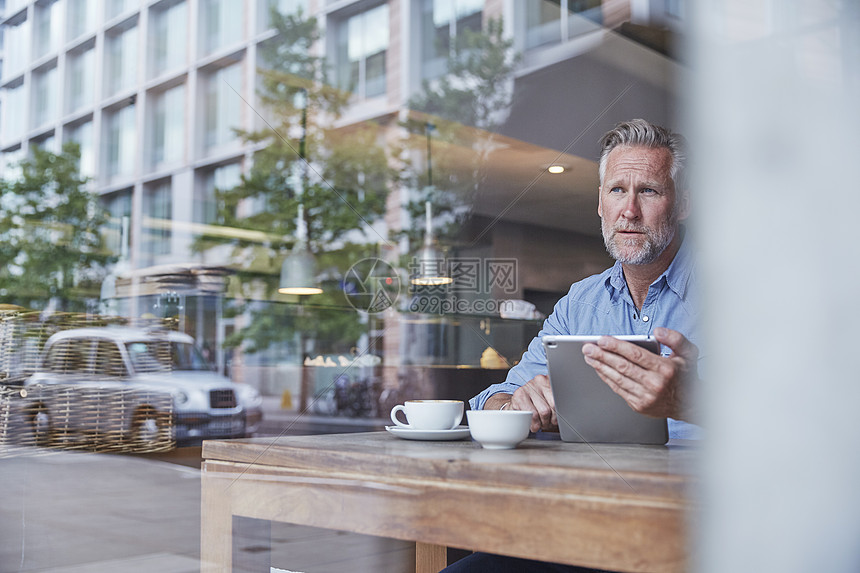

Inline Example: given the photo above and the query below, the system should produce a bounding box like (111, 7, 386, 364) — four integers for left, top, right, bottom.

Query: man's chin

(610, 242, 659, 265)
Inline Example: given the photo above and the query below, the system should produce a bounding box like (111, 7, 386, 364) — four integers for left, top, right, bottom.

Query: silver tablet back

(543, 335, 669, 445)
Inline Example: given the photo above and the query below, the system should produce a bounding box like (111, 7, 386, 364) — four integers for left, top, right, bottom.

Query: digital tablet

(542, 335, 669, 445)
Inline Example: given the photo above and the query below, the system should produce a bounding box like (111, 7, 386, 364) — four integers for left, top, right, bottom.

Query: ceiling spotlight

(547, 165, 565, 174)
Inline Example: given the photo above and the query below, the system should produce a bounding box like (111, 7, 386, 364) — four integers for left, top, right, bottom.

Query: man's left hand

(582, 327, 698, 421)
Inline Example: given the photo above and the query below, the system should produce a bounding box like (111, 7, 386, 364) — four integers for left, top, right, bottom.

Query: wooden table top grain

(201, 432, 697, 573)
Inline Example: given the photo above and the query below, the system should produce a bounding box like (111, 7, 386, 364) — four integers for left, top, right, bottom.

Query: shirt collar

(605, 233, 694, 299)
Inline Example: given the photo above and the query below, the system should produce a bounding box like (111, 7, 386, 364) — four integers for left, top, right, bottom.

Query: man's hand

(485, 375, 557, 433)
(582, 327, 698, 421)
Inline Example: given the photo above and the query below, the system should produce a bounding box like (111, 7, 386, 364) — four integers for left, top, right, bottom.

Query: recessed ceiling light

(547, 165, 565, 174)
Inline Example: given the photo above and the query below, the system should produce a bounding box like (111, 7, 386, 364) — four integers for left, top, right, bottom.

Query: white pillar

(692, 1, 860, 572)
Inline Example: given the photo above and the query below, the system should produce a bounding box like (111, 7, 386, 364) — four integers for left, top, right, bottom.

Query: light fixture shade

(278, 248, 322, 295)
(410, 244, 453, 286)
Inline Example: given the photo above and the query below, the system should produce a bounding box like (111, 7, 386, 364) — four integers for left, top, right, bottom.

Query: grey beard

(602, 219, 675, 265)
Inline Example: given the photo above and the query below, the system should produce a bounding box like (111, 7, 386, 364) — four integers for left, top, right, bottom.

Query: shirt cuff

(470, 382, 523, 411)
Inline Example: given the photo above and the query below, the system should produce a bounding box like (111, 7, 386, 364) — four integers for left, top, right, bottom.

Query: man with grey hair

(447, 120, 701, 571)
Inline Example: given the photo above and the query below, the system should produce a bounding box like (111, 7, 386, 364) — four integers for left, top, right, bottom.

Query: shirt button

(642, 315, 650, 322)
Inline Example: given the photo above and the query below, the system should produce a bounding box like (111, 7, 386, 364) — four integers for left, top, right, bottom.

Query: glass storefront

(2, 0, 855, 571)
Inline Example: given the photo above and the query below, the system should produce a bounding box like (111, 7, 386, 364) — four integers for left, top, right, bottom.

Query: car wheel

(29, 405, 54, 447)
(130, 408, 168, 450)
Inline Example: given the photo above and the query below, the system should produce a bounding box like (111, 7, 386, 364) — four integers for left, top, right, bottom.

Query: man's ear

(597, 187, 603, 218)
(677, 189, 691, 221)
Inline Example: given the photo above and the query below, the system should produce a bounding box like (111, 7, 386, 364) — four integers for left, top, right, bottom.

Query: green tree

(195, 9, 395, 355)
(0, 143, 113, 311)
(402, 18, 521, 249)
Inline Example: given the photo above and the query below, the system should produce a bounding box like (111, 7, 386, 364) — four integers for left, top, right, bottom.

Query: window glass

(94, 340, 127, 377)
(31, 66, 58, 130)
(150, 1, 188, 78)
(67, 48, 95, 114)
(101, 188, 132, 256)
(4, 19, 29, 79)
(525, 0, 562, 49)
(33, 0, 61, 59)
(0, 1, 792, 569)
(258, 0, 308, 31)
(66, 120, 96, 179)
(202, 63, 242, 152)
(201, 0, 244, 56)
(525, 0, 602, 50)
(126, 341, 171, 373)
(67, 0, 97, 41)
(105, 25, 138, 96)
(33, 134, 57, 153)
(172, 341, 212, 371)
(150, 84, 185, 169)
(421, 0, 483, 79)
(46, 340, 92, 373)
(3, 83, 26, 141)
(196, 162, 240, 224)
(336, 3, 389, 98)
(105, 0, 133, 20)
(143, 180, 172, 258)
(565, 0, 602, 38)
(105, 104, 136, 179)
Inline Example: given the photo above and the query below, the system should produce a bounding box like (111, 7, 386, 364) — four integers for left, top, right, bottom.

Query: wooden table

(201, 432, 696, 573)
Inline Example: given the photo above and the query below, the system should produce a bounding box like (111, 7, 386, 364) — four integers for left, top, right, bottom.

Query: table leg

(201, 472, 233, 572)
(416, 542, 447, 573)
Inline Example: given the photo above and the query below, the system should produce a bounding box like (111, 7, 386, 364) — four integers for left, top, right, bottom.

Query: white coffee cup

(390, 400, 464, 431)
(466, 410, 532, 449)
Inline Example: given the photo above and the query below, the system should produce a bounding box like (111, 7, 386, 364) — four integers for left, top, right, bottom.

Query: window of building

(334, 3, 389, 99)
(105, 0, 134, 21)
(6, 0, 29, 16)
(149, 1, 188, 79)
(66, 120, 96, 179)
(0, 147, 24, 180)
(196, 162, 240, 225)
(101, 188, 132, 256)
(524, 0, 602, 50)
(143, 180, 172, 256)
(202, 62, 242, 153)
(32, 133, 56, 153)
(5, 18, 30, 79)
(257, 0, 308, 32)
(3, 83, 26, 142)
(104, 104, 136, 180)
(200, 0, 244, 57)
(32, 66, 58, 130)
(104, 24, 139, 97)
(149, 84, 185, 170)
(420, 0, 482, 79)
(33, 0, 61, 59)
(66, 47, 95, 114)
(67, 0, 97, 42)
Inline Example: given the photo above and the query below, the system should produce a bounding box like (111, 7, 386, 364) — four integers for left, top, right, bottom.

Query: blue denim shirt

(471, 240, 702, 440)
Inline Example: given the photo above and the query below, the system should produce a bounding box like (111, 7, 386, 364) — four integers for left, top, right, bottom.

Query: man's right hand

(484, 375, 557, 433)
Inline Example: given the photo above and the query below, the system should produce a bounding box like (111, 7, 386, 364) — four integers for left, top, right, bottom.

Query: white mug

(390, 400, 464, 431)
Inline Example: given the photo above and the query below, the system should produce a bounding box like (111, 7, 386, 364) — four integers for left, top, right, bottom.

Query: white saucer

(385, 425, 471, 441)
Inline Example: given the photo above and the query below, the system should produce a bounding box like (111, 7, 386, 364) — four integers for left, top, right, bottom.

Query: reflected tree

(193, 8, 395, 356)
(0, 144, 113, 311)
(402, 17, 521, 249)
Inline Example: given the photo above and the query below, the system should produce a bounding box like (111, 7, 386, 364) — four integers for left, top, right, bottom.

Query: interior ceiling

(471, 135, 601, 237)
(414, 129, 603, 238)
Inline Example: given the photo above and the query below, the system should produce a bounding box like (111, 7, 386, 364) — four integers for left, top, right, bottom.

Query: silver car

(21, 326, 262, 449)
